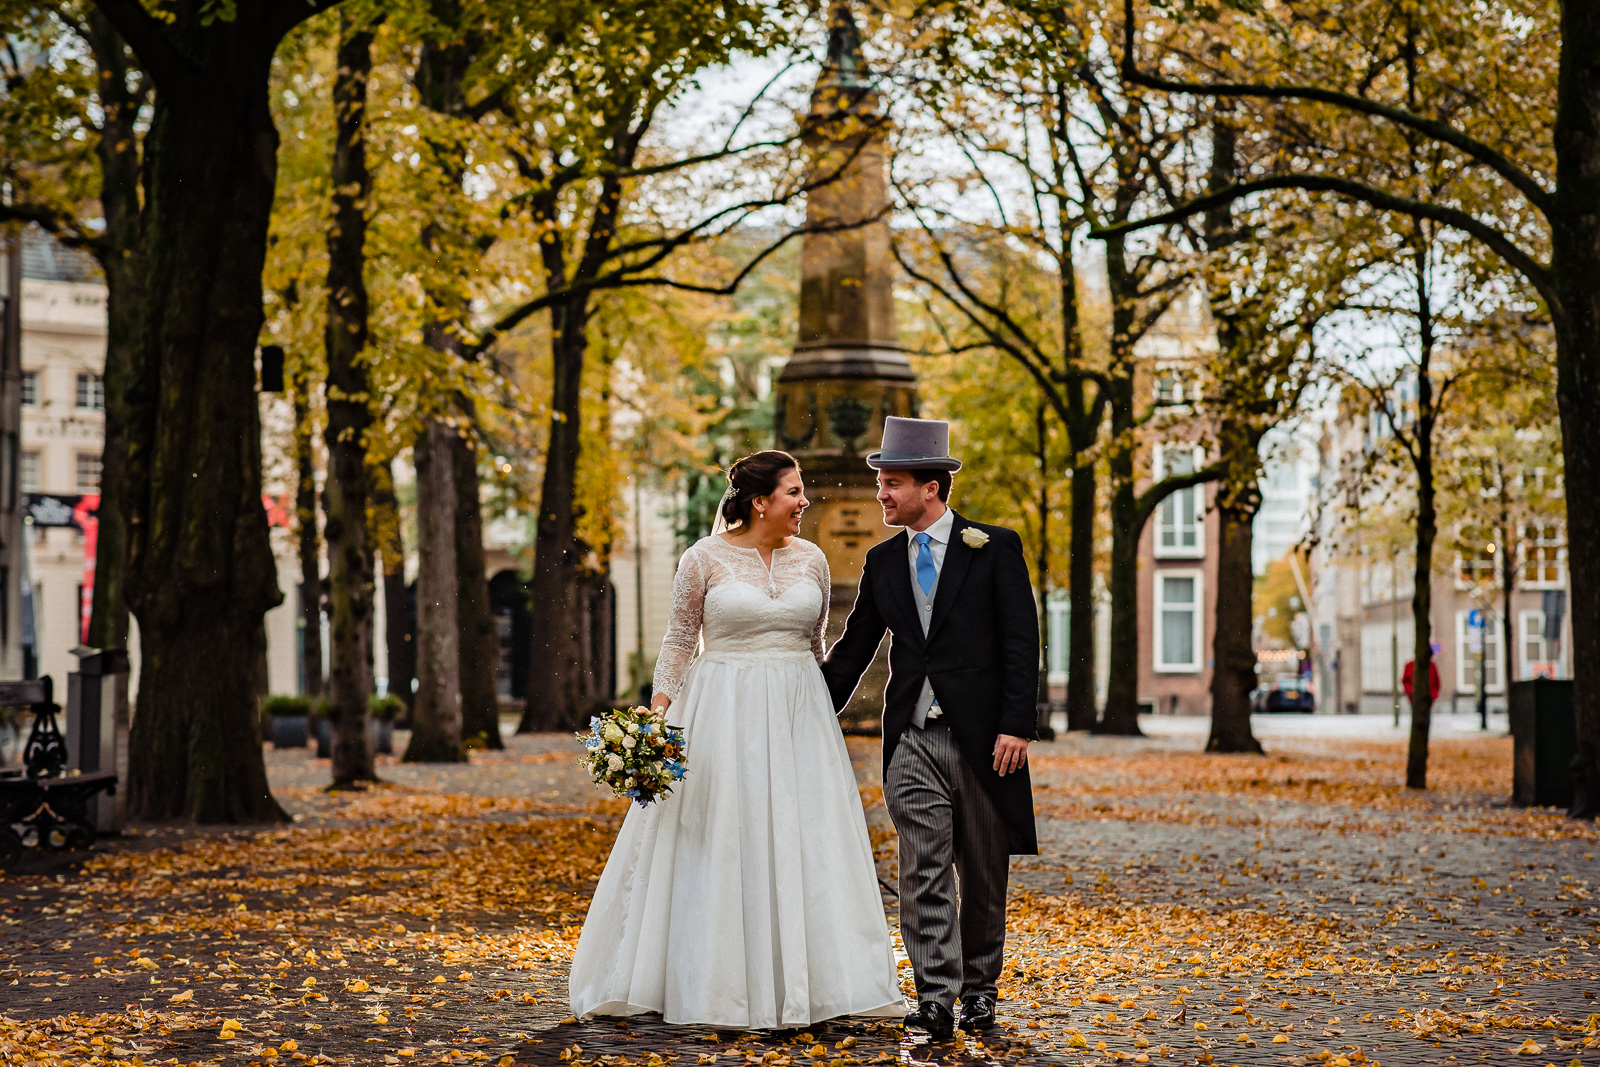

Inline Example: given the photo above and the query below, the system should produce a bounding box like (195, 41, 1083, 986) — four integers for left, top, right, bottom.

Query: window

(1360, 619, 1414, 693)
(1518, 610, 1552, 680)
(75, 452, 101, 492)
(20, 371, 38, 408)
(75, 372, 104, 411)
(1046, 597, 1069, 682)
(1154, 446, 1203, 558)
(1456, 528, 1496, 587)
(1520, 524, 1564, 588)
(1454, 609, 1504, 694)
(20, 451, 39, 493)
(1154, 371, 1188, 405)
(1154, 570, 1203, 672)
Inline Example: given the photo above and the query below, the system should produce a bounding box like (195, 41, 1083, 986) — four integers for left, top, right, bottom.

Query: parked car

(1253, 674, 1315, 714)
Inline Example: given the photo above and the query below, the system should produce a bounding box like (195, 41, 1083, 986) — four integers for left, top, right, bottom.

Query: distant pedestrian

(1401, 658, 1441, 703)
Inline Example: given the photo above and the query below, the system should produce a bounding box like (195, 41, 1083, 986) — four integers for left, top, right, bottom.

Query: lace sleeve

(810, 547, 831, 663)
(654, 545, 711, 702)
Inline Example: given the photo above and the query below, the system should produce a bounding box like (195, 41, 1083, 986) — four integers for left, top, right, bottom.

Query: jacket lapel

(880, 529, 921, 641)
(926, 511, 974, 643)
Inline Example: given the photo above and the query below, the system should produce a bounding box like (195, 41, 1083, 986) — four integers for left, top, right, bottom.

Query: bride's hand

(650, 696, 672, 716)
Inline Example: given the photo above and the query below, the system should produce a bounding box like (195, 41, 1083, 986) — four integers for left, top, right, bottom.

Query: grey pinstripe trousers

(884, 721, 1011, 1012)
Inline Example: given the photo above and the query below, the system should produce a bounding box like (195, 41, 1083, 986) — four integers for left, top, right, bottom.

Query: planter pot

(272, 715, 310, 750)
(315, 720, 332, 759)
(369, 719, 394, 755)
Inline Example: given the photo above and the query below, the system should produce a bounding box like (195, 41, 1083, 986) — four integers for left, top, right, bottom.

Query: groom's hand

(993, 734, 1029, 776)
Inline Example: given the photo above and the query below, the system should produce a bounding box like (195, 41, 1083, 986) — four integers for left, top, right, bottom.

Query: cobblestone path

(2, 721, 1595, 1067)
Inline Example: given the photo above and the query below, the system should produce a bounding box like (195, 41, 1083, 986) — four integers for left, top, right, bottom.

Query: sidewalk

(1, 720, 1594, 1066)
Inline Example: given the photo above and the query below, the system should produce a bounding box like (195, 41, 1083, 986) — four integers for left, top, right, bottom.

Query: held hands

(992, 733, 1029, 776)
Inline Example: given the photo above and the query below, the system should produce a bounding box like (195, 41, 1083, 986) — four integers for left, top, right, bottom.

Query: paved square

(2, 714, 1595, 1067)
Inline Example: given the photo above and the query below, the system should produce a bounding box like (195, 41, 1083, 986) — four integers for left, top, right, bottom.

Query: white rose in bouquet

(607, 754, 625, 772)
(602, 721, 625, 744)
(623, 736, 636, 750)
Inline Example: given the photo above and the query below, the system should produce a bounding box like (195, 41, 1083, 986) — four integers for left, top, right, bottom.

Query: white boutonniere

(961, 527, 990, 549)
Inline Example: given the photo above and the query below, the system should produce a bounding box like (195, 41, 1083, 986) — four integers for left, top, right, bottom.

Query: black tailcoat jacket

(821, 512, 1040, 855)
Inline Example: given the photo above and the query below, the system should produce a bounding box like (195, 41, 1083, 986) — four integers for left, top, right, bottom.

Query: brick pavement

(1, 723, 1595, 1067)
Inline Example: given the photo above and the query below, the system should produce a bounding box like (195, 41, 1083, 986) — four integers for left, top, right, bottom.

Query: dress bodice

(653, 536, 831, 700)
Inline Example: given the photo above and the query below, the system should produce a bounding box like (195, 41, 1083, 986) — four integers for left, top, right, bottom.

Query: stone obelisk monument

(776, 4, 916, 728)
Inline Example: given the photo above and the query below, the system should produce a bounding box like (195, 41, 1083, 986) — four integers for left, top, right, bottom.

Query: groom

(823, 416, 1040, 1040)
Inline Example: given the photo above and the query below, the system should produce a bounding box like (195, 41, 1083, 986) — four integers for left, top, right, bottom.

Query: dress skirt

(567, 650, 904, 1028)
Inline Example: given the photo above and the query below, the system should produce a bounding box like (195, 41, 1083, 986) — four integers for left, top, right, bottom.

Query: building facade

(17, 232, 111, 695)
(1309, 404, 1569, 718)
(20, 229, 310, 705)
(1135, 288, 1222, 716)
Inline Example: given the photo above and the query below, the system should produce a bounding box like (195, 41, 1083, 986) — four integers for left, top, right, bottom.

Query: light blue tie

(914, 532, 937, 597)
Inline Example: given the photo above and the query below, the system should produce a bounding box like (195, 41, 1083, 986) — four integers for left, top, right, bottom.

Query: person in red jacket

(1401, 657, 1441, 703)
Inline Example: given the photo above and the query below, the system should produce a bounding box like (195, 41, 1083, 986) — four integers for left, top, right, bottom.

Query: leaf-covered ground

(1, 719, 1595, 1067)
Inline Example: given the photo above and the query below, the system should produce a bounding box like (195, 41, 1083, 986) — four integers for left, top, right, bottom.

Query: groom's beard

(882, 496, 936, 530)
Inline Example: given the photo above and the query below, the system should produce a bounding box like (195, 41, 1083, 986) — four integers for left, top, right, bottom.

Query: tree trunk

(451, 424, 503, 749)
(1202, 106, 1261, 755)
(372, 461, 414, 714)
(1096, 336, 1144, 734)
(83, 11, 141, 652)
(1406, 238, 1438, 791)
(1499, 473, 1516, 690)
(322, 15, 377, 788)
(520, 298, 591, 732)
(1031, 407, 1055, 740)
(1208, 495, 1264, 753)
(293, 382, 323, 698)
(1407, 462, 1437, 788)
(1066, 458, 1098, 729)
(580, 564, 616, 713)
(1098, 459, 1143, 735)
(121, 29, 286, 823)
(1557, 317, 1600, 817)
(1550, 4, 1600, 816)
(405, 420, 464, 762)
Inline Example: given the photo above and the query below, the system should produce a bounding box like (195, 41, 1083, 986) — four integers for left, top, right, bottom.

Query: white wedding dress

(568, 535, 904, 1028)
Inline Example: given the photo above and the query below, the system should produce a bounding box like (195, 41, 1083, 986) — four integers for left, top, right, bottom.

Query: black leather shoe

(959, 994, 997, 1032)
(904, 1001, 955, 1040)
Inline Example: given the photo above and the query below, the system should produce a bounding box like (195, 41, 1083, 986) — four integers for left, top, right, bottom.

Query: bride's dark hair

(720, 450, 799, 528)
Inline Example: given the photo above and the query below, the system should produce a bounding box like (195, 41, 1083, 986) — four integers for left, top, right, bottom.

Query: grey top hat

(866, 416, 962, 472)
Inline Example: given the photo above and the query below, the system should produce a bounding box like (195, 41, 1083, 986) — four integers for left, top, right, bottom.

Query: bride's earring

(759, 510, 765, 519)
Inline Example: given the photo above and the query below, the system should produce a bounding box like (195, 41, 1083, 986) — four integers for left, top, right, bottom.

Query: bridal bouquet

(577, 706, 688, 807)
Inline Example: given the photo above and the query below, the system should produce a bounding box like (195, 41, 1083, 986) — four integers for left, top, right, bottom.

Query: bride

(568, 450, 904, 1028)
